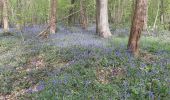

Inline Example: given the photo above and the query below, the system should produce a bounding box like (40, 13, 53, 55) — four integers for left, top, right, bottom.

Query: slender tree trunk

(2, 0, 9, 33)
(49, 0, 57, 34)
(143, 0, 148, 30)
(96, 0, 112, 38)
(96, 0, 99, 34)
(0, 0, 3, 28)
(160, 0, 164, 25)
(16, 0, 22, 30)
(128, 0, 147, 56)
(117, 0, 123, 24)
(80, 0, 88, 29)
(169, 22, 170, 31)
(108, 0, 116, 24)
(153, 0, 160, 30)
(68, 0, 75, 25)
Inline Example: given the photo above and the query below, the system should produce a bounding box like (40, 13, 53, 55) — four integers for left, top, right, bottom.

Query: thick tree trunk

(49, 0, 57, 34)
(128, 0, 147, 56)
(2, 0, 9, 33)
(96, 0, 112, 38)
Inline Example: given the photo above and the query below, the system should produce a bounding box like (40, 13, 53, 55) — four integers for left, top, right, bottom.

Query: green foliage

(0, 0, 170, 99)
(1, 33, 168, 99)
(1, 0, 168, 29)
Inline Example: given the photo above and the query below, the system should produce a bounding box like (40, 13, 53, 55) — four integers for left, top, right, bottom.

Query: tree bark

(169, 22, 170, 31)
(68, 0, 75, 25)
(16, 0, 22, 30)
(160, 0, 164, 25)
(0, 0, 3, 28)
(153, 0, 160, 30)
(49, 0, 57, 34)
(128, 0, 147, 56)
(80, 0, 88, 29)
(143, 0, 148, 30)
(2, 0, 9, 33)
(96, 0, 112, 38)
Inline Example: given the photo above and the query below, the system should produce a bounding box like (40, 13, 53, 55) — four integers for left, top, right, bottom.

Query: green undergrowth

(0, 34, 170, 100)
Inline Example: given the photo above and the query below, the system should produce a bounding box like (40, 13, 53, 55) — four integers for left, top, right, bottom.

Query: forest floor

(0, 25, 170, 100)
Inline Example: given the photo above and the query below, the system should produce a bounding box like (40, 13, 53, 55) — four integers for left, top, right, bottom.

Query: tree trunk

(128, 0, 147, 56)
(49, 0, 57, 34)
(68, 0, 75, 25)
(80, 0, 88, 29)
(153, 0, 160, 30)
(160, 0, 164, 25)
(169, 22, 170, 31)
(96, 0, 112, 38)
(16, 0, 22, 30)
(2, 0, 9, 33)
(0, 0, 3, 28)
(143, 0, 148, 30)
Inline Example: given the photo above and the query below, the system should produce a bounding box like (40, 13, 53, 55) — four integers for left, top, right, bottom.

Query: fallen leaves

(96, 67, 126, 84)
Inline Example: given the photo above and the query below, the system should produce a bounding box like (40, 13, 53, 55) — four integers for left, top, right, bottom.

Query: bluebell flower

(36, 84, 45, 91)
(52, 80, 57, 85)
(140, 63, 147, 68)
(149, 91, 154, 100)
(84, 80, 91, 88)
(63, 79, 68, 84)
(115, 50, 121, 57)
(26, 88, 33, 93)
(130, 62, 136, 68)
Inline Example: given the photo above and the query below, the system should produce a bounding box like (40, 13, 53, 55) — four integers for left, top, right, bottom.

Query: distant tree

(80, 0, 88, 29)
(68, 0, 75, 25)
(0, 0, 3, 28)
(49, 0, 57, 34)
(160, 0, 164, 25)
(2, 0, 9, 33)
(143, 0, 148, 30)
(152, 0, 160, 30)
(128, 0, 147, 56)
(96, 0, 112, 38)
(16, 0, 22, 30)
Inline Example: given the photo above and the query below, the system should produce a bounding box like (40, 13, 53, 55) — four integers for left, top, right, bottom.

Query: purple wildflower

(149, 91, 154, 100)
(52, 80, 57, 85)
(26, 88, 33, 93)
(36, 84, 45, 91)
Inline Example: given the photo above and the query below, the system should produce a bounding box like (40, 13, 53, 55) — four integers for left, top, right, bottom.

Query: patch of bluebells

(51, 74, 70, 86)
(26, 81, 46, 93)
(18, 26, 169, 99)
